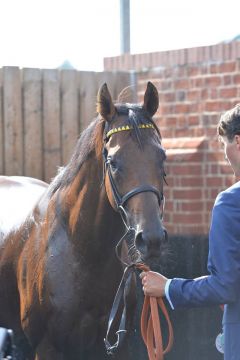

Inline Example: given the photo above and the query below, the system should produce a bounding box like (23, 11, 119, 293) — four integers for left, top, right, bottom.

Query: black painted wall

(127, 235, 223, 360)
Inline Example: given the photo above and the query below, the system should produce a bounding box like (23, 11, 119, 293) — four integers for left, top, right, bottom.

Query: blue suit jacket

(168, 181, 240, 359)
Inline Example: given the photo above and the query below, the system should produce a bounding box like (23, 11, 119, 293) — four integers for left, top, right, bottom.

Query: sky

(0, 0, 240, 71)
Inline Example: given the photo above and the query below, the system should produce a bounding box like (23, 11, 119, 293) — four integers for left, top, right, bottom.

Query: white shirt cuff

(165, 279, 174, 309)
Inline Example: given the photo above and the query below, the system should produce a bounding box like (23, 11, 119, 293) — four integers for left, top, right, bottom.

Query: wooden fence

(0, 67, 132, 182)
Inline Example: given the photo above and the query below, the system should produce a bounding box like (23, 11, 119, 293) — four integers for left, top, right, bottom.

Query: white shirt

(165, 279, 174, 309)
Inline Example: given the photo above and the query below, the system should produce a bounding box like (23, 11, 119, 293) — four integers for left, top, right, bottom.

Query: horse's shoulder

(0, 176, 48, 238)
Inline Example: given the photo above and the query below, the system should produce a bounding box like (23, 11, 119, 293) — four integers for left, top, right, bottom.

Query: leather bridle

(102, 121, 169, 356)
(102, 126, 165, 230)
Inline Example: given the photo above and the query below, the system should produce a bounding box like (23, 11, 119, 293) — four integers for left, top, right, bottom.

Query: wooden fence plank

(0, 69, 3, 174)
(78, 71, 98, 131)
(0, 68, 132, 180)
(78, 71, 131, 132)
(3, 67, 23, 175)
(43, 69, 61, 182)
(23, 68, 43, 179)
(96, 72, 115, 99)
(97, 71, 132, 102)
(60, 70, 79, 165)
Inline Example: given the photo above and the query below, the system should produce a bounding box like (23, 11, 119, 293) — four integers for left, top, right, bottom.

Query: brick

(187, 65, 200, 76)
(204, 76, 221, 87)
(181, 202, 204, 211)
(190, 103, 201, 113)
(174, 79, 190, 90)
(180, 177, 204, 187)
(206, 201, 215, 211)
(224, 177, 234, 187)
(163, 92, 176, 102)
(174, 103, 190, 113)
(205, 128, 218, 137)
(210, 164, 219, 174)
(201, 64, 209, 75)
(161, 129, 174, 138)
(161, 80, 173, 91)
(219, 87, 238, 98)
(163, 188, 172, 199)
(161, 116, 177, 127)
(192, 77, 203, 87)
(204, 101, 221, 112)
(176, 91, 186, 101)
(167, 164, 202, 176)
(172, 213, 203, 224)
(175, 128, 190, 137)
(178, 223, 208, 235)
(193, 128, 205, 137)
(219, 62, 236, 73)
(163, 213, 171, 223)
(206, 177, 223, 187)
(173, 189, 202, 199)
(165, 201, 174, 211)
(206, 152, 225, 161)
(164, 137, 206, 150)
(188, 115, 200, 126)
(201, 88, 209, 99)
(223, 75, 232, 85)
(167, 150, 204, 162)
(211, 189, 221, 198)
(210, 64, 219, 74)
(209, 88, 218, 99)
(187, 90, 200, 101)
(233, 74, 240, 84)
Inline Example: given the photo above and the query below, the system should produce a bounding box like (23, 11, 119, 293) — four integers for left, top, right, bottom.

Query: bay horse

(0, 82, 167, 360)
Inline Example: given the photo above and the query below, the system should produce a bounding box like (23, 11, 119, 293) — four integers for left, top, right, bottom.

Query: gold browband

(106, 123, 154, 139)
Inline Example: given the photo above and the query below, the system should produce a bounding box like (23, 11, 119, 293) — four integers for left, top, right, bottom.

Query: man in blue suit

(140, 104, 240, 359)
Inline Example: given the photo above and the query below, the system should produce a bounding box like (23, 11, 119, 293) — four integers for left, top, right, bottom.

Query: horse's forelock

(115, 103, 161, 144)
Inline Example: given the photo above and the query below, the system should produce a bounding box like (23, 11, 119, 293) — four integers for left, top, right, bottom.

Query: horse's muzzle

(135, 228, 168, 263)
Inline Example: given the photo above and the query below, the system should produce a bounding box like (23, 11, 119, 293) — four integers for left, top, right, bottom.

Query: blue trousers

(223, 323, 240, 360)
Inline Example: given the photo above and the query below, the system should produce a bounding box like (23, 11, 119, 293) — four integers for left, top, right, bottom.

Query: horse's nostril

(135, 231, 147, 255)
(135, 228, 167, 259)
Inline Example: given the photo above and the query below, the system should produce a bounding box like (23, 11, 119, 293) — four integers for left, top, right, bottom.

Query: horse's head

(97, 82, 167, 266)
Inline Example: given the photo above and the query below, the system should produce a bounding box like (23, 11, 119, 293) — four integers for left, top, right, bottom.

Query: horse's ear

(143, 81, 159, 117)
(97, 83, 116, 122)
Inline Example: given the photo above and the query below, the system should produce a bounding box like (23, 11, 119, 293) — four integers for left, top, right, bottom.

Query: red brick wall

(104, 44, 240, 235)
(104, 42, 240, 71)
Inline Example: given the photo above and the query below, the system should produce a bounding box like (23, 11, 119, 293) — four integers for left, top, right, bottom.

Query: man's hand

(140, 271, 168, 298)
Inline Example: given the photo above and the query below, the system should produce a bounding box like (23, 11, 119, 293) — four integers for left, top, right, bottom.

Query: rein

(137, 263, 174, 360)
(104, 261, 174, 360)
(103, 123, 173, 359)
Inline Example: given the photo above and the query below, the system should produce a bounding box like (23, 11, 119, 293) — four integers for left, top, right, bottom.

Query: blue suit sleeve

(169, 190, 240, 308)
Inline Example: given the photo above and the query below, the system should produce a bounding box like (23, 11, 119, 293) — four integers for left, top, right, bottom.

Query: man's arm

(141, 190, 240, 309)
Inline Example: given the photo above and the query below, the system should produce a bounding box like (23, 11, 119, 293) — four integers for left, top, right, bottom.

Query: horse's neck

(55, 157, 124, 252)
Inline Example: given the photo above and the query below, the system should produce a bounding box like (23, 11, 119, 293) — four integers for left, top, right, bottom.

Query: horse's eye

(110, 161, 118, 172)
(107, 156, 119, 173)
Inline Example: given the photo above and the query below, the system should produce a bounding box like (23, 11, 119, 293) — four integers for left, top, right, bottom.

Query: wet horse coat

(0, 82, 167, 359)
